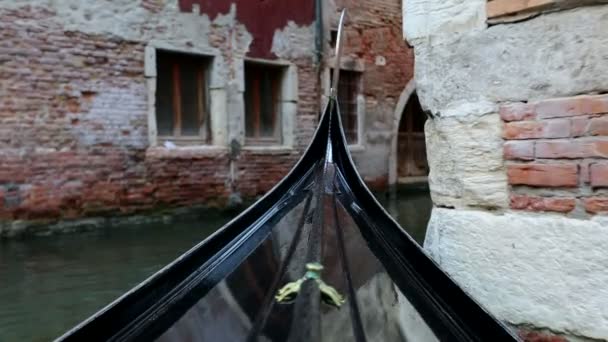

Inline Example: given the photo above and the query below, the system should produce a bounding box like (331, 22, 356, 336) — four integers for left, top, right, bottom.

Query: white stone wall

(404, 1, 608, 339)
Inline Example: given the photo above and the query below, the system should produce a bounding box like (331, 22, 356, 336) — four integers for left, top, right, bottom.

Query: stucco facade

(404, 0, 608, 340)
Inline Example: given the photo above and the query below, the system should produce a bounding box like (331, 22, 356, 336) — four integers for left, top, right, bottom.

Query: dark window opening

(398, 92, 429, 178)
(156, 50, 210, 144)
(244, 62, 284, 145)
(331, 69, 361, 144)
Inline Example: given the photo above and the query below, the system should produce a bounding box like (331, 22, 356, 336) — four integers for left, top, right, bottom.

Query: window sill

(146, 145, 228, 160)
(348, 144, 365, 152)
(241, 145, 295, 154)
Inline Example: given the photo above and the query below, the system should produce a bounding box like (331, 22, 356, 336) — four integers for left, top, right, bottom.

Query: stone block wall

(502, 95, 608, 215)
(404, 0, 608, 340)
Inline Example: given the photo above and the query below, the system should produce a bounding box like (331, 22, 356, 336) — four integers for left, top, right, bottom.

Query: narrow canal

(0, 186, 431, 341)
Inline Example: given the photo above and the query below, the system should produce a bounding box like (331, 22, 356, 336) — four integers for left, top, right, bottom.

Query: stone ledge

(240, 145, 296, 155)
(425, 207, 608, 340)
(487, 0, 608, 24)
(145, 146, 229, 160)
(487, 0, 556, 20)
(0, 204, 245, 239)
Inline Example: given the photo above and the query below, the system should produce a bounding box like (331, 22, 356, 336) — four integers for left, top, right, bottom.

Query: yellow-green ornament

(275, 262, 345, 308)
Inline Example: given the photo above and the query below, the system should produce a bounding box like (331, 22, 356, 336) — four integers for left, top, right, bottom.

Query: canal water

(0, 186, 431, 341)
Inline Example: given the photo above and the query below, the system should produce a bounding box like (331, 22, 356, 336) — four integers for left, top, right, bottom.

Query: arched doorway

(397, 91, 428, 182)
(386, 83, 432, 244)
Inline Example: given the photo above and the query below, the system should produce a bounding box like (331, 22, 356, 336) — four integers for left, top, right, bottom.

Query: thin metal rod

(286, 162, 326, 342)
(245, 192, 314, 342)
(331, 192, 367, 342)
(330, 9, 347, 98)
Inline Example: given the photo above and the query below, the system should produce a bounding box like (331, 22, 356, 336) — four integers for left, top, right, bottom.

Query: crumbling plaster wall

(404, 0, 608, 339)
(0, 0, 318, 230)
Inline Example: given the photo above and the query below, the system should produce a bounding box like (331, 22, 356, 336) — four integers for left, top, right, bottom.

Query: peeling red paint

(179, 0, 315, 58)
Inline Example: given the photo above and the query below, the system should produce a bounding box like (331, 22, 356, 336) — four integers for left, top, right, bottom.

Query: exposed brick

(573, 116, 608, 137)
(0, 2, 395, 221)
(504, 141, 534, 160)
(589, 117, 608, 136)
(0, 1, 409, 223)
(499, 102, 536, 122)
(503, 120, 569, 140)
(590, 163, 608, 188)
(510, 194, 575, 213)
(536, 139, 608, 159)
(518, 329, 568, 342)
(583, 197, 608, 214)
(539, 197, 576, 213)
(510, 194, 530, 210)
(571, 117, 590, 137)
(507, 164, 578, 187)
(535, 95, 608, 119)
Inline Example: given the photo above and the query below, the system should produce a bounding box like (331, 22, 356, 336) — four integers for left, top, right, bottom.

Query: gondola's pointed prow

(57, 8, 519, 342)
(278, 11, 350, 341)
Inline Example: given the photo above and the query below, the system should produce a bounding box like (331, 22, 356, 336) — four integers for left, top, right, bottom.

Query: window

(156, 50, 210, 144)
(332, 69, 361, 144)
(244, 62, 284, 145)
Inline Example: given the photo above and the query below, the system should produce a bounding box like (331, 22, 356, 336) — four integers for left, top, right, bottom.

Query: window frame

(145, 45, 297, 151)
(243, 60, 288, 147)
(331, 69, 362, 145)
(155, 50, 212, 146)
(328, 66, 364, 147)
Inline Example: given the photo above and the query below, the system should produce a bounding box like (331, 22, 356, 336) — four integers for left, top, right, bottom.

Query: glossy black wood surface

(57, 99, 519, 342)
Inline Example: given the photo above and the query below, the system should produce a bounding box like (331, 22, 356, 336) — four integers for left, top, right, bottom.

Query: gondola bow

(56, 9, 519, 342)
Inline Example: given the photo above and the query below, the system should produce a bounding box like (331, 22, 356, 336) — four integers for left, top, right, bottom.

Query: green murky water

(0, 187, 431, 341)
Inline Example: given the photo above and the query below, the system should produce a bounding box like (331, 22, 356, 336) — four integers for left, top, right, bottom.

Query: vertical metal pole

(330, 10, 346, 99)
(246, 193, 313, 342)
(288, 10, 347, 342)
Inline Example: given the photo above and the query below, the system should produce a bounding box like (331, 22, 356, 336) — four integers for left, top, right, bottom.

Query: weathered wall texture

(404, 0, 608, 340)
(326, 0, 415, 188)
(0, 1, 316, 232)
(426, 208, 608, 340)
(503, 95, 608, 216)
(0, 0, 413, 234)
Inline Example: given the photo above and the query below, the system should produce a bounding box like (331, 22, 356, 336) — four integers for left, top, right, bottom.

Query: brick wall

(0, 4, 316, 224)
(336, 0, 413, 100)
(331, 0, 415, 186)
(501, 94, 608, 215)
(0, 1, 411, 226)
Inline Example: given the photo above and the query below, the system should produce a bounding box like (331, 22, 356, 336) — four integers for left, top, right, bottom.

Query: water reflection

(383, 183, 433, 244)
(0, 186, 430, 341)
(157, 186, 435, 341)
(0, 216, 227, 341)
